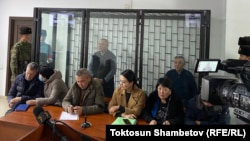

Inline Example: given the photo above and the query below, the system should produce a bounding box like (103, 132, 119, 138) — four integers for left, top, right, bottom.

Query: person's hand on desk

(149, 120, 157, 125)
(121, 113, 136, 119)
(9, 102, 14, 108)
(195, 120, 201, 125)
(9, 97, 21, 108)
(26, 100, 37, 105)
(163, 120, 171, 125)
(73, 106, 83, 115)
(67, 105, 74, 114)
(67, 105, 83, 116)
(9, 100, 15, 108)
(109, 105, 119, 114)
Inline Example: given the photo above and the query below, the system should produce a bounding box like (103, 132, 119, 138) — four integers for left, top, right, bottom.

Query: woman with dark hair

(108, 69, 146, 119)
(141, 77, 184, 125)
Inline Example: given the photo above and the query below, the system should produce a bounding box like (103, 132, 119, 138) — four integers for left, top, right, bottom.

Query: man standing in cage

(165, 56, 198, 111)
(87, 38, 117, 112)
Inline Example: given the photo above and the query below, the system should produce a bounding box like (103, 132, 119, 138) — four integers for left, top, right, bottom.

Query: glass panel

(36, 9, 208, 96)
(142, 12, 201, 93)
(87, 11, 138, 97)
(40, 11, 84, 87)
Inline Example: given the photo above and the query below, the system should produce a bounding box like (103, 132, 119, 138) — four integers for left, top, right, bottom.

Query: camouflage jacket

(10, 40, 31, 83)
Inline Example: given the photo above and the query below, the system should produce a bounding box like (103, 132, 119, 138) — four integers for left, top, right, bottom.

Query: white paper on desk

(59, 111, 79, 120)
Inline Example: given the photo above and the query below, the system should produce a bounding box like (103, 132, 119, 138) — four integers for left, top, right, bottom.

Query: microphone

(219, 59, 249, 74)
(81, 106, 92, 128)
(33, 106, 70, 141)
(223, 59, 248, 67)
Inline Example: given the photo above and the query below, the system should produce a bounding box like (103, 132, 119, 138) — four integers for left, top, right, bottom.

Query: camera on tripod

(194, 58, 250, 123)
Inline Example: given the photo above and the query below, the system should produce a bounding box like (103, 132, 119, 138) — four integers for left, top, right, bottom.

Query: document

(59, 111, 79, 120)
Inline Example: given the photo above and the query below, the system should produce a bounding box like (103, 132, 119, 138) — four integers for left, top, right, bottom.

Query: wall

(0, 0, 229, 96)
(225, 0, 250, 59)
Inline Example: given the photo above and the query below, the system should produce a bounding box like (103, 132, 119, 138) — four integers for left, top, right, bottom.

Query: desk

(0, 106, 147, 141)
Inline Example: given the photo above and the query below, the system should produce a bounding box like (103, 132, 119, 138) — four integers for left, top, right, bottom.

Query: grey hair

(27, 62, 39, 71)
(76, 68, 91, 77)
(174, 56, 186, 64)
(99, 38, 109, 47)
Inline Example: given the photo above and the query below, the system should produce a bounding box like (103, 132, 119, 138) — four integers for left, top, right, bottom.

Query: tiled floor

(0, 96, 8, 117)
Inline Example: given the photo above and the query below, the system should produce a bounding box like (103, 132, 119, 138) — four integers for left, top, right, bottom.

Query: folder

(15, 104, 30, 112)
(111, 117, 137, 125)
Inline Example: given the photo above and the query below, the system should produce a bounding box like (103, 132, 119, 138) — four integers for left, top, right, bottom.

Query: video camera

(194, 59, 250, 123)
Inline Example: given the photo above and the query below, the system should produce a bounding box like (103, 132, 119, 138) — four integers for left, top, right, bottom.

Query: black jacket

(141, 90, 184, 125)
(8, 72, 44, 103)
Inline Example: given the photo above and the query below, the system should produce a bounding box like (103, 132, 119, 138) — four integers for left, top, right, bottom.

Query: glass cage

(33, 8, 211, 94)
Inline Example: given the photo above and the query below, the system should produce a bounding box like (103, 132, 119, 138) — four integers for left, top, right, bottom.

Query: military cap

(238, 36, 250, 56)
(20, 26, 32, 34)
(41, 29, 47, 36)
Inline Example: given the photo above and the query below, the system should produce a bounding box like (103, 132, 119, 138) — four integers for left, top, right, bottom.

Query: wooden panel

(0, 121, 37, 141)
(19, 125, 44, 141)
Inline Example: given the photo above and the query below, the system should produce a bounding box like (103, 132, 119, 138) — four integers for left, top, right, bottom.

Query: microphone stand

(81, 106, 92, 128)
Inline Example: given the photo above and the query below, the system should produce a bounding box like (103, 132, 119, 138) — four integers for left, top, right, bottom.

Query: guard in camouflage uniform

(10, 26, 32, 84)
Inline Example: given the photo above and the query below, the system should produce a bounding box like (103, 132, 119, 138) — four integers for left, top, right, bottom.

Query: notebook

(15, 104, 30, 111)
(111, 117, 137, 125)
